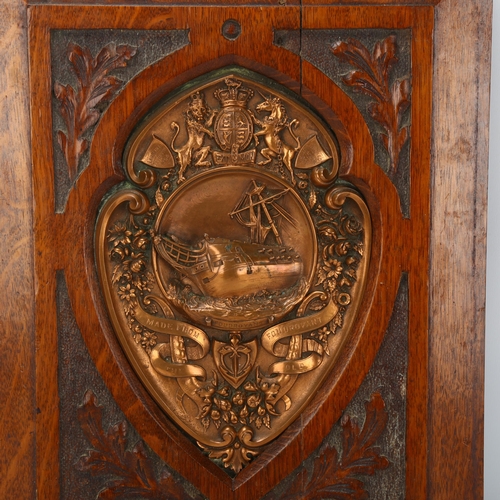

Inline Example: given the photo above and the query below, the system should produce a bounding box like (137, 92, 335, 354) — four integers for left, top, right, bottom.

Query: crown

(190, 91, 205, 106)
(214, 78, 253, 108)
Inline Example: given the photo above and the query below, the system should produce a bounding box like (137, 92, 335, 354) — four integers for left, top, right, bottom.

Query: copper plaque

(96, 69, 371, 472)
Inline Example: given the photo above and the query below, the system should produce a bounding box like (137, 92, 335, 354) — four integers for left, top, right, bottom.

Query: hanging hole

(222, 19, 241, 41)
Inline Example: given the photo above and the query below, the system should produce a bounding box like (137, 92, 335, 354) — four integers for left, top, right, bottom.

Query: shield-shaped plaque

(214, 336, 258, 389)
(96, 69, 371, 473)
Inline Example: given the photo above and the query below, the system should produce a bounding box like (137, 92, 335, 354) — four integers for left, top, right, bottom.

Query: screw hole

(222, 19, 242, 41)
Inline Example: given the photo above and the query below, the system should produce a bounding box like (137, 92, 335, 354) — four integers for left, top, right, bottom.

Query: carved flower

(316, 258, 343, 289)
(314, 326, 331, 343)
(132, 230, 148, 249)
(218, 386, 230, 397)
(232, 392, 245, 406)
(343, 215, 362, 235)
(319, 226, 337, 240)
(211, 409, 220, 421)
(219, 399, 232, 411)
(247, 394, 261, 408)
(140, 331, 157, 351)
(335, 241, 351, 256)
(118, 284, 136, 301)
(324, 259, 343, 280)
(108, 223, 132, 247)
(127, 252, 146, 273)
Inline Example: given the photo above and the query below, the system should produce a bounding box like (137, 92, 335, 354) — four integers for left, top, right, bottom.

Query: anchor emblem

(214, 334, 258, 388)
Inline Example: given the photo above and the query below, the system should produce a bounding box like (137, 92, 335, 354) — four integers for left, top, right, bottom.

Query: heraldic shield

(96, 68, 371, 474)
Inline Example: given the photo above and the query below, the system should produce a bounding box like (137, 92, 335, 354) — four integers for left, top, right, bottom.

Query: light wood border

(0, 0, 35, 498)
(428, 0, 491, 498)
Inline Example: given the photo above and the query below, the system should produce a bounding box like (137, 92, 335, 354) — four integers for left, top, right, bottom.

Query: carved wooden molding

(273, 28, 412, 216)
(30, 6, 416, 498)
(54, 42, 137, 182)
(77, 390, 202, 500)
(77, 390, 390, 500)
(275, 392, 389, 499)
(331, 35, 410, 175)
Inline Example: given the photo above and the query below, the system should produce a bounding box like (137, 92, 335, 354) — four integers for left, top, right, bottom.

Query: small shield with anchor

(214, 334, 258, 389)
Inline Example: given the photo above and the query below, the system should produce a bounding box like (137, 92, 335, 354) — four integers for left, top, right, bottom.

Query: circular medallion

(152, 167, 317, 330)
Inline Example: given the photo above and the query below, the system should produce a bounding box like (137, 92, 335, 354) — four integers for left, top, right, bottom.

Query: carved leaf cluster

(312, 204, 364, 349)
(197, 369, 281, 431)
(331, 36, 410, 174)
(54, 43, 137, 181)
(201, 441, 259, 474)
(107, 216, 158, 352)
(278, 393, 389, 500)
(77, 390, 199, 500)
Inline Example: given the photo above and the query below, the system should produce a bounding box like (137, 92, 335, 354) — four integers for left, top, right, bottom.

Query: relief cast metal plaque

(96, 69, 371, 473)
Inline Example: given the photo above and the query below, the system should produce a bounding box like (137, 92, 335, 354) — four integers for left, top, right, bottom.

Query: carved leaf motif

(309, 189, 317, 209)
(277, 393, 389, 500)
(331, 36, 410, 174)
(54, 43, 137, 182)
(77, 390, 200, 500)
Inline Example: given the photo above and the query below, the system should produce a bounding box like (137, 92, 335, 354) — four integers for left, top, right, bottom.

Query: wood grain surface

(0, 0, 35, 499)
(28, 5, 425, 499)
(0, 0, 491, 499)
(429, 0, 492, 498)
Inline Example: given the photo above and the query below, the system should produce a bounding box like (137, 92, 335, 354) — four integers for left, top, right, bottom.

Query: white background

(485, 0, 499, 497)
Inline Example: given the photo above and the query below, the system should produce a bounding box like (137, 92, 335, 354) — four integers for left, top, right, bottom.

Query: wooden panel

(428, 0, 492, 498)
(30, 5, 413, 499)
(0, 0, 490, 499)
(29, 6, 305, 500)
(0, 0, 36, 498)
(301, 8, 433, 500)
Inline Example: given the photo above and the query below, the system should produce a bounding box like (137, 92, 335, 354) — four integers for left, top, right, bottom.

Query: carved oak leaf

(331, 36, 410, 174)
(77, 390, 200, 500)
(277, 393, 389, 500)
(54, 43, 137, 182)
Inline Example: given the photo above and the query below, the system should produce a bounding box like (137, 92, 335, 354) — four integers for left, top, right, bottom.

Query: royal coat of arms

(96, 69, 371, 473)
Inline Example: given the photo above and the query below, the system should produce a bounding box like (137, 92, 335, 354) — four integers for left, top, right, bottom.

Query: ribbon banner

(135, 307, 210, 379)
(262, 299, 339, 375)
(135, 300, 338, 378)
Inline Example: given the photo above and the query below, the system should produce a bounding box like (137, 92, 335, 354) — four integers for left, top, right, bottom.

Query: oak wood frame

(0, 0, 490, 499)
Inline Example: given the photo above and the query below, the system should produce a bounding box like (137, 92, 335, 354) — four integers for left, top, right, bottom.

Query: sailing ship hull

(156, 237, 303, 298)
